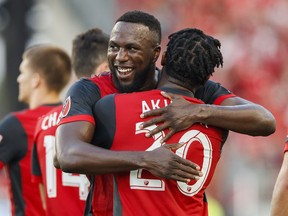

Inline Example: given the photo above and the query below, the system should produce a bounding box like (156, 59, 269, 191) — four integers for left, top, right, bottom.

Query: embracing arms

(140, 92, 276, 142)
(55, 121, 202, 183)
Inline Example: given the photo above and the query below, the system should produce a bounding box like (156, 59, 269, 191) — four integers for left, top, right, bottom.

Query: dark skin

(140, 92, 276, 143)
(56, 21, 276, 183)
(56, 22, 202, 183)
(56, 121, 200, 182)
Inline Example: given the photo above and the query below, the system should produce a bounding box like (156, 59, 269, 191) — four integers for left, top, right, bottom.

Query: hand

(143, 143, 203, 184)
(140, 91, 200, 142)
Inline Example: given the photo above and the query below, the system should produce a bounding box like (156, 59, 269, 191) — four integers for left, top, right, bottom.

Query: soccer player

(0, 45, 71, 216)
(55, 10, 275, 215)
(31, 28, 109, 215)
(92, 27, 227, 216)
(270, 130, 288, 216)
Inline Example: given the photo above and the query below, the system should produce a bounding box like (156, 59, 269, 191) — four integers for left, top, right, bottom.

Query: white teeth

(117, 67, 132, 73)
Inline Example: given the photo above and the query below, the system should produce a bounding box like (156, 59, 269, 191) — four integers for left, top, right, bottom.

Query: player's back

(32, 105, 89, 215)
(93, 89, 226, 216)
(0, 105, 59, 216)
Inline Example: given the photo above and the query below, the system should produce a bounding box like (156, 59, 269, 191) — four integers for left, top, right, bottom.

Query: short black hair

(116, 10, 161, 44)
(165, 28, 223, 87)
(72, 28, 109, 78)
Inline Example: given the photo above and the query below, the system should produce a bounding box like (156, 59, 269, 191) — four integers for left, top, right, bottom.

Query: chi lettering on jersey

(41, 111, 59, 130)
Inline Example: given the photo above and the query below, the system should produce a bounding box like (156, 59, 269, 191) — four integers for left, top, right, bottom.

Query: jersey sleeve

(58, 78, 102, 126)
(91, 94, 116, 149)
(31, 143, 42, 183)
(195, 80, 236, 105)
(0, 114, 28, 169)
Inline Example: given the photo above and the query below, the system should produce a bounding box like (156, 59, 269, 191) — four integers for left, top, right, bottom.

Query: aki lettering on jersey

(141, 99, 170, 113)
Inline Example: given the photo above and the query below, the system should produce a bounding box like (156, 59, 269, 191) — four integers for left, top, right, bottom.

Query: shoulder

(195, 80, 234, 104)
(0, 112, 19, 128)
(90, 73, 118, 96)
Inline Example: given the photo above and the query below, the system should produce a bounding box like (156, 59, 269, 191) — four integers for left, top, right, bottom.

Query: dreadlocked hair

(165, 28, 223, 87)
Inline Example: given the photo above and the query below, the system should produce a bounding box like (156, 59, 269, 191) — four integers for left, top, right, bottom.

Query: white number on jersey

(129, 122, 213, 197)
(44, 135, 90, 200)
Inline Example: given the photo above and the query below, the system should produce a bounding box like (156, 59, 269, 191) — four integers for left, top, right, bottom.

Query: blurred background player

(92, 27, 227, 215)
(71, 28, 109, 77)
(31, 28, 109, 215)
(0, 44, 71, 216)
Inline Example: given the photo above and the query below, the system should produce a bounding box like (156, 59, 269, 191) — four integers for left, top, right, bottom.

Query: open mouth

(116, 67, 133, 79)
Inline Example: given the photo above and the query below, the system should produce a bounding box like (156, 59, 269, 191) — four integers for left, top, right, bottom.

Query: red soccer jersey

(57, 72, 234, 215)
(32, 105, 89, 216)
(58, 73, 118, 216)
(0, 105, 59, 216)
(58, 73, 118, 126)
(93, 89, 226, 216)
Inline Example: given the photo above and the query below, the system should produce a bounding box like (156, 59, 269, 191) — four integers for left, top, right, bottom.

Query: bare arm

(55, 121, 202, 183)
(270, 152, 288, 216)
(140, 92, 276, 142)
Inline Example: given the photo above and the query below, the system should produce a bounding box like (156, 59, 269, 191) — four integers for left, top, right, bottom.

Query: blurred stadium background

(0, 0, 287, 215)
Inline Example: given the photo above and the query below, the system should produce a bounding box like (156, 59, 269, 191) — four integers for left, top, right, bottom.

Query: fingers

(160, 129, 175, 143)
(161, 161, 203, 183)
(173, 160, 203, 181)
(168, 174, 200, 184)
(161, 91, 183, 102)
(162, 147, 203, 179)
(160, 91, 174, 100)
(140, 107, 165, 119)
(140, 116, 166, 129)
(162, 142, 185, 150)
(143, 122, 170, 138)
(146, 145, 203, 183)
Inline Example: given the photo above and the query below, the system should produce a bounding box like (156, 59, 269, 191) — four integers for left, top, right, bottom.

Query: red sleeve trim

(31, 175, 42, 184)
(58, 114, 95, 126)
(213, 94, 236, 105)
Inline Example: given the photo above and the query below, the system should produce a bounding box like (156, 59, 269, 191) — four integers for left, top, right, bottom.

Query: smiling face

(108, 22, 160, 93)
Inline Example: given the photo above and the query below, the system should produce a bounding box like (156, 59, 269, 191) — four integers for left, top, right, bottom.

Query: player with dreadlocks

(91, 28, 227, 215)
(56, 10, 274, 216)
(163, 28, 223, 88)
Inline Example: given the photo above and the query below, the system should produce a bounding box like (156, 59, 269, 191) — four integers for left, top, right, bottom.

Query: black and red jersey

(0, 104, 60, 216)
(32, 105, 89, 216)
(58, 73, 118, 126)
(92, 89, 226, 215)
(57, 71, 235, 216)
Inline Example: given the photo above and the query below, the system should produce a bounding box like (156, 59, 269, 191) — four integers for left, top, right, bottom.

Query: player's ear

(161, 51, 166, 66)
(153, 45, 161, 63)
(31, 72, 41, 88)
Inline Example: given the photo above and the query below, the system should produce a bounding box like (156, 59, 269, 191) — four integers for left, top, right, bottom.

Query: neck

(158, 76, 196, 97)
(29, 90, 61, 109)
(139, 68, 160, 91)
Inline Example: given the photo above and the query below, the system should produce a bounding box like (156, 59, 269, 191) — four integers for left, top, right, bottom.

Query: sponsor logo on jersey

(60, 96, 71, 118)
